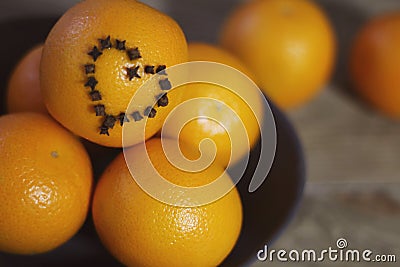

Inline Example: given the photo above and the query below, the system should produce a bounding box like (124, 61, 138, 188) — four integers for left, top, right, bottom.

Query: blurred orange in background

(220, 0, 336, 110)
(6, 45, 47, 114)
(349, 12, 400, 118)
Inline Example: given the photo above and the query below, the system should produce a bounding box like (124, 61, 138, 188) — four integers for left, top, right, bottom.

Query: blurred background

(0, 0, 399, 266)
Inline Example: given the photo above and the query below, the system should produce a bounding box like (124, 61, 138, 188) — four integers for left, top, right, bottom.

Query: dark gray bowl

(0, 17, 305, 267)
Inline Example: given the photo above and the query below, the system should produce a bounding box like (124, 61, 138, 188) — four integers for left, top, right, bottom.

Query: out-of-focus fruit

(220, 0, 336, 109)
(0, 113, 92, 254)
(7, 45, 47, 114)
(163, 42, 263, 166)
(350, 12, 400, 118)
(92, 138, 242, 267)
(41, 0, 188, 147)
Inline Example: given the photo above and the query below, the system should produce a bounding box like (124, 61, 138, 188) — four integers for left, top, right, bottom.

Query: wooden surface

(292, 0, 400, 183)
(161, 0, 400, 264)
(289, 88, 400, 184)
(253, 0, 400, 266)
(0, 0, 399, 266)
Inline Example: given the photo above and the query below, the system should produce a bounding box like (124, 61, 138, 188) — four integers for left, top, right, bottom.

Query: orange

(163, 43, 263, 167)
(187, 42, 258, 83)
(220, 0, 336, 109)
(349, 12, 400, 118)
(41, 0, 188, 147)
(92, 138, 242, 267)
(0, 113, 92, 254)
(7, 45, 47, 114)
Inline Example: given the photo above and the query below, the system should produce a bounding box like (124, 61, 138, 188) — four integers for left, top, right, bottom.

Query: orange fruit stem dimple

(0, 113, 93, 255)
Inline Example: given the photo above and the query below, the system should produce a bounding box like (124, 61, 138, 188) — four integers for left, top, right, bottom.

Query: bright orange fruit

(350, 12, 400, 118)
(0, 113, 92, 254)
(220, 0, 336, 109)
(41, 0, 188, 147)
(163, 42, 263, 167)
(92, 138, 242, 267)
(7, 45, 47, 114)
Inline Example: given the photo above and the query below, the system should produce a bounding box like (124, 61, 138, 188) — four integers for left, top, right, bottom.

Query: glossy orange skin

(7, 45, 47, 114)
(350, 12, 400, 118)
(0, 113, 92, 254)
(220, 0, 336, 109)
(92, 138, 242, 267)
(164, 43, 263, 167)
(41, 0, 188, 147)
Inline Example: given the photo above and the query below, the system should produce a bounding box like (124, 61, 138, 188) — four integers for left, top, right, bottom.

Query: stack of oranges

(2, 0, 248, 266)
(1, 0, 399, 266)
